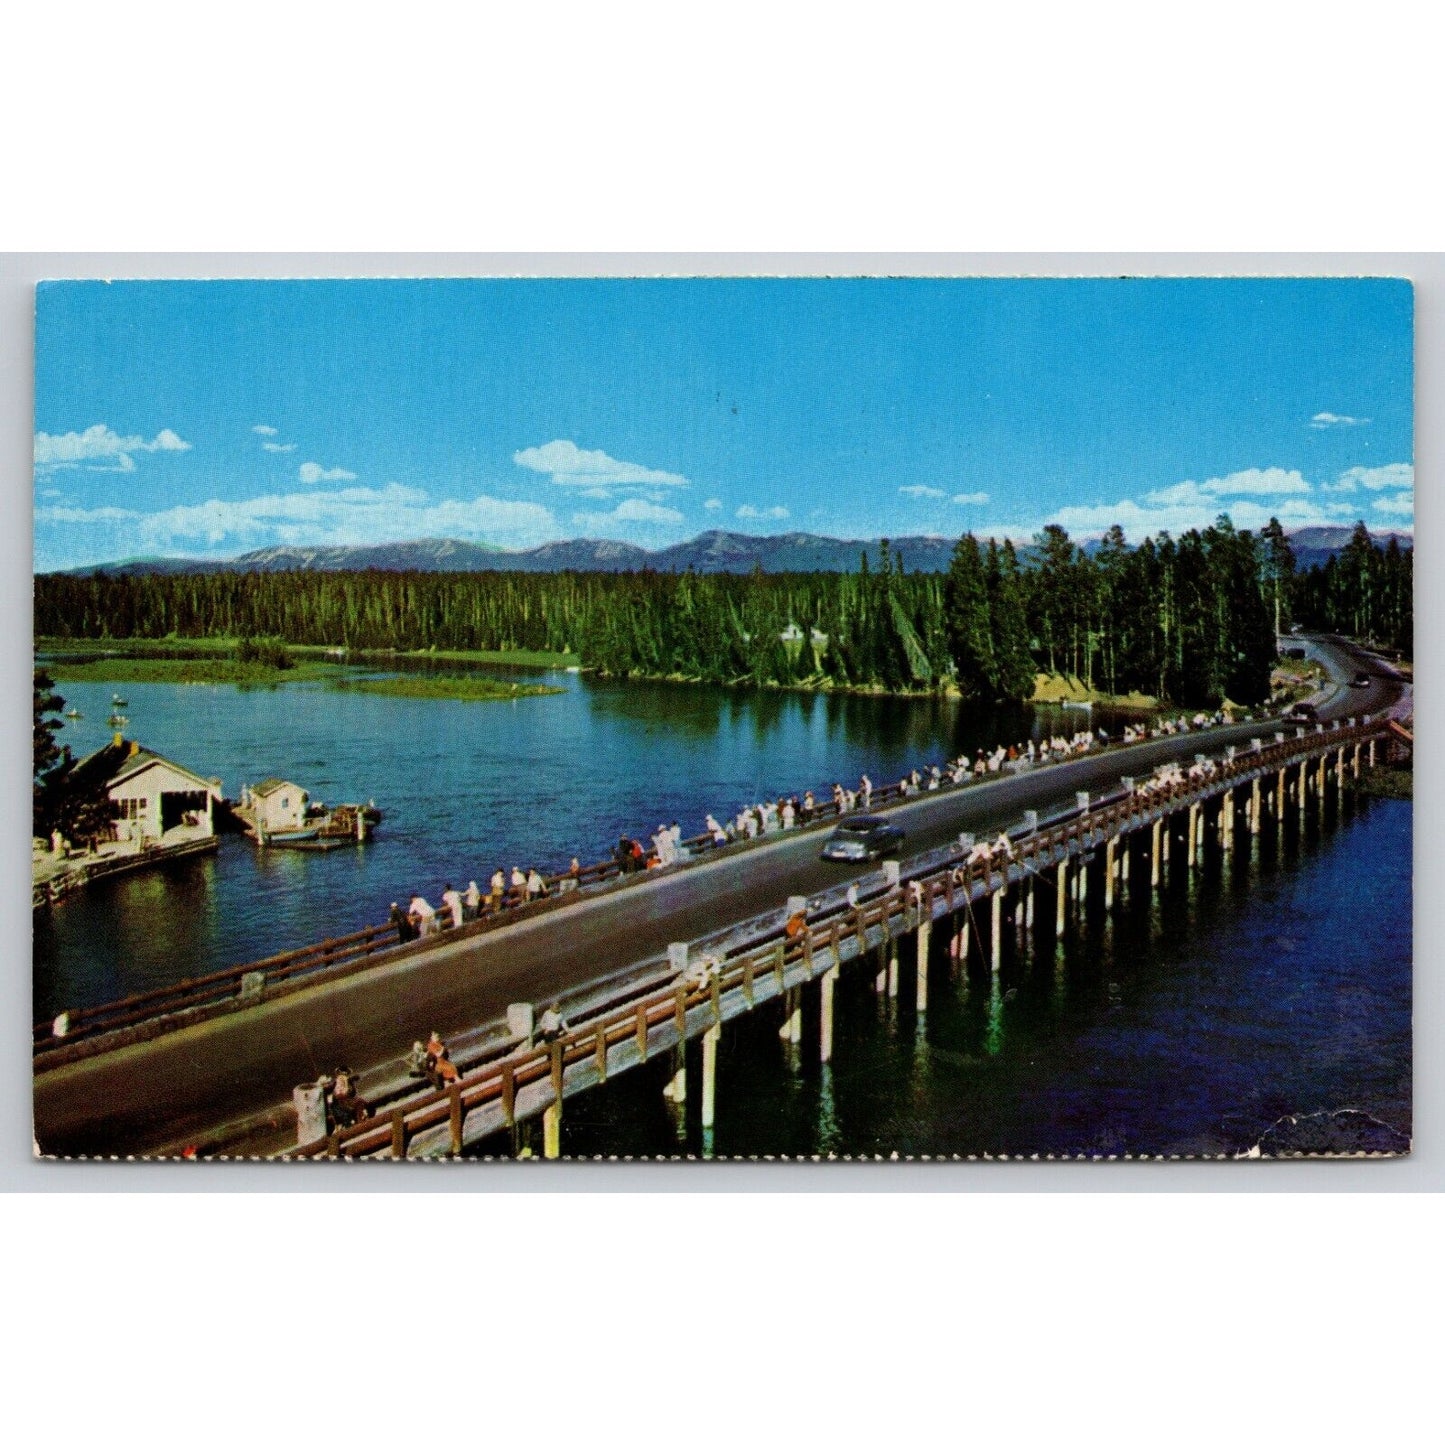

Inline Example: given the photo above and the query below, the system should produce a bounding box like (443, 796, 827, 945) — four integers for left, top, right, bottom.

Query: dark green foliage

(1292, 521, 1413, 654)
(236, 636, 294, 669)
(33, 669, 67, 836)
(33, 668, 111, 841)
(943, 535, 992, 699)
(36, 509, 1353, 705)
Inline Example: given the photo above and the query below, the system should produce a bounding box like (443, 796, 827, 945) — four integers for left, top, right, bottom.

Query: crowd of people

(385, 707, 1253, 948)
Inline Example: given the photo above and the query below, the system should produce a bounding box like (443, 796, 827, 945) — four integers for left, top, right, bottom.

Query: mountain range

(50, 525, 1410, 579)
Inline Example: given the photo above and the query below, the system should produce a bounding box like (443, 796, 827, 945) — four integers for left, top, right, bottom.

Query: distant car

(821, 815, 905, 863)
(1288, 701, 1318, 721)
(1288, 623, 1304, 634)
(1350, 672, 1372, 689)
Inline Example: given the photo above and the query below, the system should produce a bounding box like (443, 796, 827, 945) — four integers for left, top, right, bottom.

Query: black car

(1288, 701, 1318, 721)
(1350, 672, 1372, 689)
(821, 815, 905, 862)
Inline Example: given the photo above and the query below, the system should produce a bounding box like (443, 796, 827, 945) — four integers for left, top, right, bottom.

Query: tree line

(34, 516, 1411, 708)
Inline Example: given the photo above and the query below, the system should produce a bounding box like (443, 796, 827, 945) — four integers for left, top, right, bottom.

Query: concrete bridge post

(1026, 877, 1036, 928)
(991, 887, 1003, 969)
(916, 918, 931, 1011)
(1251, 777, 1261, 834)
(1299, 760, 1308, 816)
(543, 1101, 561, 1159)
(1187, 804, 1199, 868)
(1369, 738, 1376, 768)
(820, 965, 837, 1061)
(887, 938, 900, 999)
(701, 1023, 720, 1129)
(1105, 838, 1116, 908)
(1276, 767, 1285, 818)
(1353, 742, 1362, 779)
(664, 1043, 686, 1106)
(1056, 858, 1068, 934)
(1151, 818, 1162, 886)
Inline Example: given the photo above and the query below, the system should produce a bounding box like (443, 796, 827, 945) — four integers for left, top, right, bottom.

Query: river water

(33, 668, 1411, 1158)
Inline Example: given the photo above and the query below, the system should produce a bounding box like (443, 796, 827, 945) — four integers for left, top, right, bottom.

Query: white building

(101, 742, 223, 844)
(246, 777, 310, 834)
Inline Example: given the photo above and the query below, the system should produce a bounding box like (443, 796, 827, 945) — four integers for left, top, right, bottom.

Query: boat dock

(232, 777, 380, 848)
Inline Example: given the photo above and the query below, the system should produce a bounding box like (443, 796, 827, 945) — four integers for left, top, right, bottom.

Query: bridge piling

(1105, 839, 1116, 908)
(1187, 804, 1198, 868)
(701, 1023, 719, 1129)
(1251, 777, 1261, 834)
(820, 965, 836, 1061)
(991, 888, 1003, 969)
(1056, 858, 1068, 933)
(664, 1043, 686, 1105)
(543, 1100, 561, 1159)
(916, 919, 931, 1011)
(1151, 818, 1162, 886)
(887, 939, 899, 1000)
(1026, 878, 1035, 929)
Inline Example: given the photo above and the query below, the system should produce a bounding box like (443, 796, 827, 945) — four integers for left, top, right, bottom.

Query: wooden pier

(282, 714, 1405, 1161)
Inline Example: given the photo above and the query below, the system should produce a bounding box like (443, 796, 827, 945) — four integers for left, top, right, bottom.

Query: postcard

(31, 275, 1413, 1160)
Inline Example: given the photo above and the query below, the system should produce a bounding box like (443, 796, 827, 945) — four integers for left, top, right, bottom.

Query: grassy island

(333, 675, 565, 701)
(46, 656, 344, 687)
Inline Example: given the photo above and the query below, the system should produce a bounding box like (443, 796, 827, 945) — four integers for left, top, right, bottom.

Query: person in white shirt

(526, 868, 546, 901)
(440, 884, 463, 930)
(409, 893, 437, 935)
(463, 880, 481, 919)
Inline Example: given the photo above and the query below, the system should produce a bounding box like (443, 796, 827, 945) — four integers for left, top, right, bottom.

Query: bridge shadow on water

(471, 783, 1411, 1161)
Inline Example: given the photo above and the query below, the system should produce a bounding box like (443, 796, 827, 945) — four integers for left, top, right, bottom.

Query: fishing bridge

(31, 636, 1411, 1158)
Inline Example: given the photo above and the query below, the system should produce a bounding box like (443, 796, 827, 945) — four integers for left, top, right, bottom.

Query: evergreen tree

(985, 540, 1036, 700)
(943, 534, 993, 699)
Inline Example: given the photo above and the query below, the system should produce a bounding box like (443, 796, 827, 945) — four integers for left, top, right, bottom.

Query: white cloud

(36, 483, 561, 562)
(572, 498, 685, 531)
(513, 439, 689, 492)
(900, 484, 946, 499)
(34, 424, 192, 473)
(1147, 468, 1310, 506)
(298, 461, 357, 483)
(1338, 462, 1413, 491)
(703, 498, 723, 511)
(951, 491, 990, 505)
(1309, 412, 1370, 428)
(1320, 478, 1356, 493)
(737, 504, 790, 520)
(252, 424, 279, 436)
(262, 441, 296, 453)
(1372, 490, 1415, 517)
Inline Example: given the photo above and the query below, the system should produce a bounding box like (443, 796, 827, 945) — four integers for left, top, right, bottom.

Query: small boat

(65, 708, 82, 719)
(107, 714, 128, 728)
(111, 694, 128, 706)
(265, 828, 320, 848)
(1061, 699, 1093, 710)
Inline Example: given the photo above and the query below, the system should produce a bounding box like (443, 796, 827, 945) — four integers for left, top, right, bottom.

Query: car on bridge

(1351, 671, 1372, 689)
(821, 815, 905, 863)
(1288, 701, 1319, 721)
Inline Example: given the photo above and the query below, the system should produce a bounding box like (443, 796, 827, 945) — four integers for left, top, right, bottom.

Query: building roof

(251, 777, 305, 798)
(72, 739, 220, 796)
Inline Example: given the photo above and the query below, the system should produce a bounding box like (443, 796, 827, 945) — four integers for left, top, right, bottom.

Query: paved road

(34, 635, 1403, 1156)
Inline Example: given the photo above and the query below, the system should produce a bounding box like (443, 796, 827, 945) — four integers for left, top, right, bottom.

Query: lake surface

(33, 669, 1411, 1158)
(558, 794, 1412, 1159)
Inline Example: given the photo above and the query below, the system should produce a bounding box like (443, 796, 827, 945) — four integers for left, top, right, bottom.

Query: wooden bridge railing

(287, 717, 1390, 1160)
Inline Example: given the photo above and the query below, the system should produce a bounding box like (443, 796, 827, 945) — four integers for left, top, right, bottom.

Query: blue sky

(33, 277, 1413, 572)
